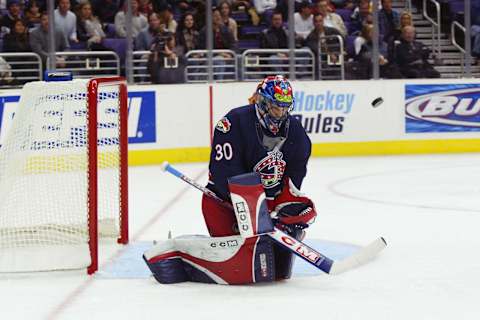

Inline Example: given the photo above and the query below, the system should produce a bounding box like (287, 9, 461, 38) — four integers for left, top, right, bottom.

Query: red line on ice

(46, 168, 207, 320)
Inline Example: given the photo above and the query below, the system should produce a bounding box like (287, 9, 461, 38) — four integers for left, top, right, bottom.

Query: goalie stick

(161, 161, 386, 275)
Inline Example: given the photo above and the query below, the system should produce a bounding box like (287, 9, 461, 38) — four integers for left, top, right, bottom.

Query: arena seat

(241, 25, 266, 37)
(448, 1, 464, 22)
(335, 9, 352, 23)
(102, 38, 127, 61)
(231, 11, 250, 23)
(104, 23, 117, 38)
(346, 35, 356, 58)
(70, 41, 87, 50)
(238, 39, 261, 51)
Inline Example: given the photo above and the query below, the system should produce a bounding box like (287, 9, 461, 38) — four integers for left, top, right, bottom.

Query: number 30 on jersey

(215, 143, 233, 161)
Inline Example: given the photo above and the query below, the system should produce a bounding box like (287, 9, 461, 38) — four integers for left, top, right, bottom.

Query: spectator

(316, 0, 347, 37)
(350, 0, 370, 35)
(176, 12, 200, 53)
(378, 0, 399, 42)
(397, 12, 413, 38)
(395, 25, 440, 78)
(305, 12, 342, 54)
(312, 0, 336, 15)
(259, 11, 288, 73)
(32, 0, 46, 11)
(55, 0, 78, 47)
(3, 19, 31, 52)
(217, 0, 259, 25)
(158, 4, 177, 33)
(219, 1, 238, 42)
(138, 0, 153, 16)
(253, 0, 276, 24)
(148, 31, 185, 83)
(198, 8, 237, 51)
(198, 8, 236, 80)
(1, 0, 23, 30)
(305, 12, 342, 78)
(260, 11, 287, 50)
(354, 23, 401, 78)
(176, 0, 202, 15)
(0, 56, 15, 86)
(325, 0, 336, 12)
(92, 0, 119, 24)
(469, 1, 480, 60)
(350, 0, 369, 20)
(25, 0, 42, 27)
(3, 19, 31, 84)
(29, 12, 67, 68)
(77, 1, 108, 50)
(294, 0, 314, 40)
(194, 0, 206, 30)
(331, 0, 347, 8)
(115, 0, 148, 38)
(227, 0, 254, 12)
(153, 0, 175, 13)
(473, 23, 480, 59)
(135, 12, 162, 51)
(353, 21, 369, 56)
(343, 0, 356, 10)
(387, 11, 412, 60)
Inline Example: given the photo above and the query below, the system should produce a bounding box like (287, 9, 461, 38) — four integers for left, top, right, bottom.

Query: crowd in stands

(0, 0, 478, 85)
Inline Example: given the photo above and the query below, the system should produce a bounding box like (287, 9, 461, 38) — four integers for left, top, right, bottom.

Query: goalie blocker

(144, 173, 315, 284)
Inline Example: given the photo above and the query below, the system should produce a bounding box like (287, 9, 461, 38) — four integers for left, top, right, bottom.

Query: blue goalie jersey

(207, 104, 312, 201)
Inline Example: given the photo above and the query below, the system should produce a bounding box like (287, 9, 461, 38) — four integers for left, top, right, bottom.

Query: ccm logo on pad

(210, 240, 239, 248)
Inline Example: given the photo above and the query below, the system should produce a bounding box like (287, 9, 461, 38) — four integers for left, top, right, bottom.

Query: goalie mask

(256, 76, 294, 135)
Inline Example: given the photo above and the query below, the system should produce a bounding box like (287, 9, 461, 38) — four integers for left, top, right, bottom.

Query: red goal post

(87, 77, 129, 274)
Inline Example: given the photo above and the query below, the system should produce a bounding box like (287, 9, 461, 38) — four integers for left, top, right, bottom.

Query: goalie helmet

(256, 75, 294, 135)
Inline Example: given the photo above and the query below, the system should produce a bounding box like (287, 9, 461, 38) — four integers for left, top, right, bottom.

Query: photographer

(147, 31, 185, 84)
(395, 25, 440, 78)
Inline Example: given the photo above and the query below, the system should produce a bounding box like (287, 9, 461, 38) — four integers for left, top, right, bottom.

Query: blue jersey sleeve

(207, 114, 247, 200)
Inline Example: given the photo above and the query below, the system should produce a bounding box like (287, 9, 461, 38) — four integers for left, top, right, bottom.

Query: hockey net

(0, 77, 128, 274)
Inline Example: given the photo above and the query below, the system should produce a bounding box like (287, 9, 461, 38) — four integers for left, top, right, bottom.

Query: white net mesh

(0, 79, 123, 272)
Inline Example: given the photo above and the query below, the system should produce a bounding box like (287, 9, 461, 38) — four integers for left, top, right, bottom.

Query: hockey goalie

(143, 76, 317, 284)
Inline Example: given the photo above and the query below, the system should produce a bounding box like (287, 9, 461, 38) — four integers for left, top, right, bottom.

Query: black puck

(371, 97, 384, 108)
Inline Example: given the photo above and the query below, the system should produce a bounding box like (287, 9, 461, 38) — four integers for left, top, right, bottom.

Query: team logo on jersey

(216, 117, 231, 133)
(253, 150, 286, 189)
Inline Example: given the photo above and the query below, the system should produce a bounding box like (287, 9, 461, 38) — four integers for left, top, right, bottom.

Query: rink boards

(0, 78, 479, 165)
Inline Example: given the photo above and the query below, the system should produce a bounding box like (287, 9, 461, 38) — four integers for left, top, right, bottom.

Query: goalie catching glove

(268, 178, 317, 231)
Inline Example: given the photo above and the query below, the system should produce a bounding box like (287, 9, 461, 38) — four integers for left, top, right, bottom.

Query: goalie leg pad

(228, 172, 274, 237)
(201, 194, 238, 237)
(143, 234, 276, 285)
(274, 228, 305, 280)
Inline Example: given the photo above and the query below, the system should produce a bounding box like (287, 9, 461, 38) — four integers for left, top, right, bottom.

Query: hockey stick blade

(161, 162, 387, 275)
(328, 237, 387, 275)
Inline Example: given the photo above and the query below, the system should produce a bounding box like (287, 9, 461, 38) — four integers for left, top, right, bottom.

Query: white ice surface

(1, 154, 479, 320)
